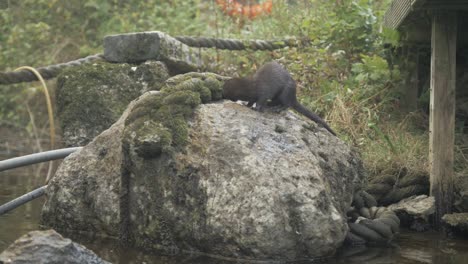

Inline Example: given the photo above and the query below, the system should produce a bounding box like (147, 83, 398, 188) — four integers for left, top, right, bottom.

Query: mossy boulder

(56, 60, 169, 146)
(43, 72, 224, 237)
(43, 71, 363, 261)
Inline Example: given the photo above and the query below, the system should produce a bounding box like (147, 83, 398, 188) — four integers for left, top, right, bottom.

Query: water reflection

(334, 245, 398, 263)
(397, 231, 468, 264)
(330, 231, 468, 264)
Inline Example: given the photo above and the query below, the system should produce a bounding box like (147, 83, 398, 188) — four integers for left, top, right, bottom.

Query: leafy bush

(1, 0, 435, 180)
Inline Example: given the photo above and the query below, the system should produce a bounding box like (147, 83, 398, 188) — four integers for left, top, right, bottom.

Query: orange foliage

(216, 0, 273, 19)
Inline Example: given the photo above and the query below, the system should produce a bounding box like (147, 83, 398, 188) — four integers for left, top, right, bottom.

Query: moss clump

(165, 72, 225, 101)
(205, 77, 223, 101)
(124, 73, 225, 157)
(275, 125, 286, 133)
(155, 105, 192, 147)
(131, 120, 173, 158)
(162, 90, 201, 107)
(125, 92, 164, 126)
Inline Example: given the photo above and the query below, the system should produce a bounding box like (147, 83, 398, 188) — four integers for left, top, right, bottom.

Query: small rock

(388, 195, 434, 231)
(0, 230, 110, 264)
(442, 213, 468, 235)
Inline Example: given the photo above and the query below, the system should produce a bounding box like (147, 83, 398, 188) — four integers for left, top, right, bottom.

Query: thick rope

(0, 53, 104, 85)
(346, 190, 400, 245)
(175, 36, 300, 50)
(0, 36, 303, 85)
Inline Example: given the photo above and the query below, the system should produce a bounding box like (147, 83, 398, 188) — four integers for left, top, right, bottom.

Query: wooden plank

(383, 0, 412, 29)
(383, 0, 468, 29)
(429, 11, 457, 229)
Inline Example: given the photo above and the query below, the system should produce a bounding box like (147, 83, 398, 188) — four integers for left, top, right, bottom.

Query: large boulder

(0, 230, 110, 264)
(42, 73, 364, 261)
(56, 60, 170, 147)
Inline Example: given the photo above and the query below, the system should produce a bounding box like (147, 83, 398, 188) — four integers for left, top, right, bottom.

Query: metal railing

(0, 147, 82, 215)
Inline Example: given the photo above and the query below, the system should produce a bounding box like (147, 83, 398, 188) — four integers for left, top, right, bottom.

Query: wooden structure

(384, 0, 468, 228)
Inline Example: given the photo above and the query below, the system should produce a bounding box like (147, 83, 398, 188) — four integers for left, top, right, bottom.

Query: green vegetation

(124, 73, 223, 157)
(3, 0, 466, 182)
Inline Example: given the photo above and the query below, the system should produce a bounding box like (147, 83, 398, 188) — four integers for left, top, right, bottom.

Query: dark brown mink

(223, 61, 336, 136)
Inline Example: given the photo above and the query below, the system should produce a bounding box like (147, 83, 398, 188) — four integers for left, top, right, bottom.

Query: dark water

(2, 153, 468, 263)
(0, 153, 47, 250)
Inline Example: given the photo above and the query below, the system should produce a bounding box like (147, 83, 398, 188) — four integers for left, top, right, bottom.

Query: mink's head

(222, 77, 253, 101)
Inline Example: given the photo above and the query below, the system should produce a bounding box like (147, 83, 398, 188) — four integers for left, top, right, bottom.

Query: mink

(223, 61, 336, 136)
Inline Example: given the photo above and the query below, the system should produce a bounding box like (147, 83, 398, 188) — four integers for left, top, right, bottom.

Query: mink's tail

(292, 101, 337, 136)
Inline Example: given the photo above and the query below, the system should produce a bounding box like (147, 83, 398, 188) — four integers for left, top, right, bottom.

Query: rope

(0, 53, 104, 85)
(175, 36, 300, 50)
(0, 36, 303, 85)
(14, 66, 56, 183)
(346, 190, 400, 245)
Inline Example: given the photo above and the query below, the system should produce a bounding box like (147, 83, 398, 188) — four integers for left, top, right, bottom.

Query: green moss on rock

(205, 77, 223, 101)
(56, 61, 170, 146)
(275, 125, 286, 133)
(124, 73, 226, 157)
(131, 120, 173, 158)
(125, 92, 164, 126)
(162, 90, 201, 107)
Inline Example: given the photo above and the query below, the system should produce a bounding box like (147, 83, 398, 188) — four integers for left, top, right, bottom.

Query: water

(2, 153, 468, 263)
(0, 154, 47, 251)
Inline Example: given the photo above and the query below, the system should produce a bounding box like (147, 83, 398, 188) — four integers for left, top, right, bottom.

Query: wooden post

(429, 11, 457, 229)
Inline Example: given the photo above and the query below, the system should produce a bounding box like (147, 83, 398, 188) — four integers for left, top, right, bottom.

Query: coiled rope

(346, 190, 400, 245)
(0, 36, 301, 85)
(365, 173, 429, 206)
